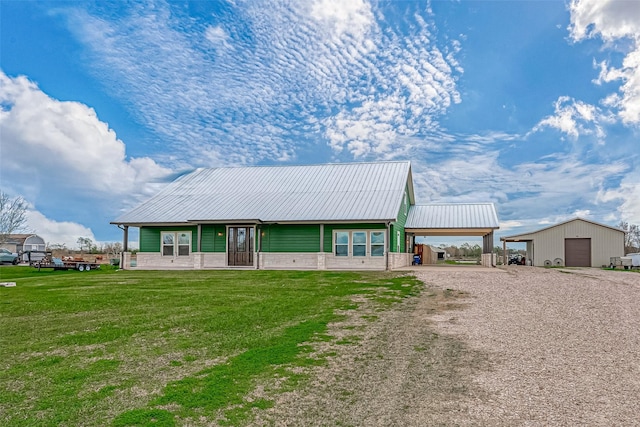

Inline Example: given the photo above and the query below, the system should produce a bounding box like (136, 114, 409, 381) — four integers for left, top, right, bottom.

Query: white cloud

(597, 171, 640, 224)
(533, 96, 605, 140)
(0, 71, 175, 242)
(205, 25, 230, 49)
(0, 72, 172, 203)
(569, 0, 640, 124)
(568, 0, 640, 41)
(499, 220, 523, 231)
(26, 210, 96, 249)
(402, 133, 628, 234)
(54, 1, 461, 163)
(309, 0, 374, 41)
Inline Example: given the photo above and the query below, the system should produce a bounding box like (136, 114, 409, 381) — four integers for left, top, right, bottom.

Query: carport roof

(405, 203, 499, 236)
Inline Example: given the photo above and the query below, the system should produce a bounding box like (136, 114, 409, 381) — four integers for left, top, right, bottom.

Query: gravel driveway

(255, 267, 640, 426)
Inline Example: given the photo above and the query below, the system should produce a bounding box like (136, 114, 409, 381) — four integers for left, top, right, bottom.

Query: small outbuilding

(500, 218, 624, 267)
(0, 234, 46, 257)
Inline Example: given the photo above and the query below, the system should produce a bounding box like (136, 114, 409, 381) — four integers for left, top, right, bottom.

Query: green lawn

(0, 266, 421, 426)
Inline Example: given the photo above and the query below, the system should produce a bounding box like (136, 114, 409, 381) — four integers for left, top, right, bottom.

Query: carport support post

(503, 239, 507, 266)
(482, 231, 495, 267)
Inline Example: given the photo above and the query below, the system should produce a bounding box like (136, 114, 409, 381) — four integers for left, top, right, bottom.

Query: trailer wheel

(85, 265, 91, 271)
(78, 265, 85, 272)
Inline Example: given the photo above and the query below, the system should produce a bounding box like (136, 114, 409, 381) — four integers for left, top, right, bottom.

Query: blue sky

(1, 0, 639, 249)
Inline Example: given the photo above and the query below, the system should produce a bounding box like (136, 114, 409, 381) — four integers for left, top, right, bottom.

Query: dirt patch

(250, 267, 640, 426)
(251, 281, 489, 426)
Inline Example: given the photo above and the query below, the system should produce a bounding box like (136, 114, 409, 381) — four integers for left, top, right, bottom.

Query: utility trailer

(609, 256, 633, 270)
(31, 255, 101, 272)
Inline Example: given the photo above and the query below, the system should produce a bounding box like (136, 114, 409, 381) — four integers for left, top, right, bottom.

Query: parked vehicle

(625, 253, 640, 268)
(610, 256, 633, 269)
(31, 253, 100, 271)
(508, 254, 526, 265)
(0, 248, 19, 265)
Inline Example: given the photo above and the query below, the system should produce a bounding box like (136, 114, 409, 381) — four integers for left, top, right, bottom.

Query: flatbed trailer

(31, 256, 101, 272)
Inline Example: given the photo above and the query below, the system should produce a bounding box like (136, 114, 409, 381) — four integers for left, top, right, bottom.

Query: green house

(112, 161, 499, 270)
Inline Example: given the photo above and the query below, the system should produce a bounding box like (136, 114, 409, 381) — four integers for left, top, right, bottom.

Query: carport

(405, 203, 500, 267)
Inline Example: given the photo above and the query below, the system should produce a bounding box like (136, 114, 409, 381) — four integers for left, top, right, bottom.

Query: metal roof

(405, 203, 500, 229)
(113, 161, 413, 225)
(500, 217, 624, 241)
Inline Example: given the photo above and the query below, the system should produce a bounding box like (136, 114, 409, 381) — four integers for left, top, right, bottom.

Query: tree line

(2, 189, 640, 255)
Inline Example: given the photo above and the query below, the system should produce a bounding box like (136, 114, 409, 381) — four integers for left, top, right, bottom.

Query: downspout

(256, 224, 261, 270)
(385, 222, 391, 271)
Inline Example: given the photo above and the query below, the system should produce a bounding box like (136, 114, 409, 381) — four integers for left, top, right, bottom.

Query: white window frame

(404, 193, 409, 215)
(370, 231, 385, 257)
(333, 230, 386, 257)
(352, 231, 367, 257)
(334, 231, 350, 256)
(161, 231, 192, 257)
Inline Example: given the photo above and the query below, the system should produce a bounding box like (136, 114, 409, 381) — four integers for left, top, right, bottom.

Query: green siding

(139, 227, 160, 252)
(389, 185, 412, 253)
(389, 223, 405, 253)
(396, 185, 411, 228)
(260, 224, 320, 252)
(323, 223, 386, 253)
(139, 226, 198, 252)
(201, 225, 226, 252)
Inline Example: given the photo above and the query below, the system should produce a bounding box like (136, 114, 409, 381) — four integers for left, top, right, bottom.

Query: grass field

(0, 266, 421, 426)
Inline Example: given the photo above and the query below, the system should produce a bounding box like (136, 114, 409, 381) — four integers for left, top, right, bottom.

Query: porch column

(123, 225, 129, 252)
(197, 224, 202, 252)
(318, 224, 326, 270)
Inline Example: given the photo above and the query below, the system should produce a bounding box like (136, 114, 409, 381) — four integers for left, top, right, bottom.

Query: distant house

(112, 161, 500, 270)
(0, 234, 47, 263)
(1, 234, 46, 254)
(500, 218, 624, 267)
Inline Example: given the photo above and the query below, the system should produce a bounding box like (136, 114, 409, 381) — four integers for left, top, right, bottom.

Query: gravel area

(253, 267, 640, 426)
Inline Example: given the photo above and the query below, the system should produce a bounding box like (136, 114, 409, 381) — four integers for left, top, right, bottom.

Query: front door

(228, 227, 254, 266)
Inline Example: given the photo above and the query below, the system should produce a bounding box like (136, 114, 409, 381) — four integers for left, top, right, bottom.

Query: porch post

(123, 226, 129, 252)
(197, 224, 202, 252)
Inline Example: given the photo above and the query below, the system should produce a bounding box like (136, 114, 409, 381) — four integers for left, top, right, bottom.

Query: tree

(0, 191, 28, 244)
(76, 237, 94, 253)
(619, 221, 640, 253)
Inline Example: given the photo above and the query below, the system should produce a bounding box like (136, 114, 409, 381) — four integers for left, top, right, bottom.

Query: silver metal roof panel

(113, 161, 412, 224)
(405, 203, 499, 229)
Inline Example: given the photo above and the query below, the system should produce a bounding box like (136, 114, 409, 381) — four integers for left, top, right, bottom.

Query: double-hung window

(370, 231, 385, 256)
(352, 232, 367, 256)
(161, 231, 191, 256)
(335, 231, 349, 256)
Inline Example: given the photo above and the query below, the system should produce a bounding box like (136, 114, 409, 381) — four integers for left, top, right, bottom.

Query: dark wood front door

(228, 227, 254, 266)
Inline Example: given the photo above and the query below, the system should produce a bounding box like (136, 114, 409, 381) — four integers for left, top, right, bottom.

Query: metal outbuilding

(500, 218, 625, 267)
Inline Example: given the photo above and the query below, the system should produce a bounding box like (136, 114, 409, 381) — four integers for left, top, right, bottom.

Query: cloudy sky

(1, 0, 639, 249)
